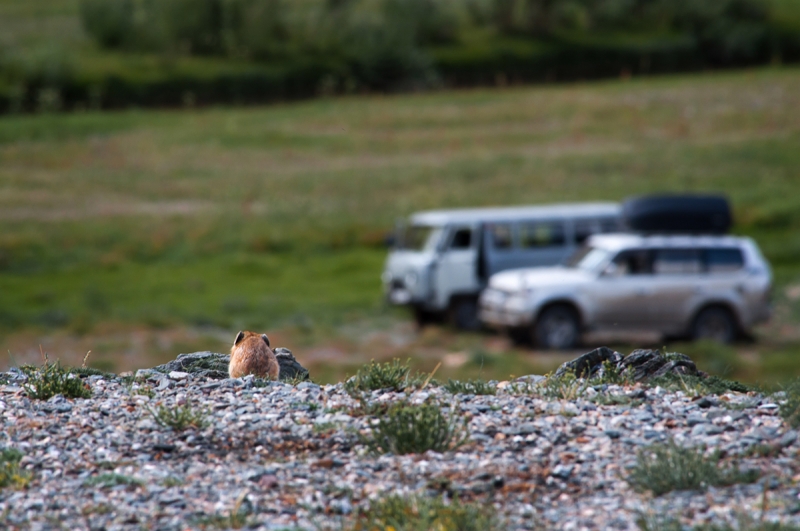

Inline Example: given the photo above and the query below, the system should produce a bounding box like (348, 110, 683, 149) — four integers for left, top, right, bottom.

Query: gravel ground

(1, 364, 799, 531)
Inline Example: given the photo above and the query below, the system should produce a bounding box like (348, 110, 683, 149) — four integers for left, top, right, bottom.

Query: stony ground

(1, 363, 800, 531)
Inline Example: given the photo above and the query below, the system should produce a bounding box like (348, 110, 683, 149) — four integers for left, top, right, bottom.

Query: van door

(433, 226, 478, 309)
(482, 222, 516, 276)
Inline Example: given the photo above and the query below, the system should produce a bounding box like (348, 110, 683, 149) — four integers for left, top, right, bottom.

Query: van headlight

(404, 271, 419, 288)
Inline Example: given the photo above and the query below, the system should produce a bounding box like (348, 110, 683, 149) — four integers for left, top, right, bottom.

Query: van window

(519, 221, 565, 248)
(449, 228, 472, 249)
(612, 250, 652, 275)
(653, 249, 703, 275)
(575, 217, 621, 244)
(401, 225, 437, 251)
(489, 224, 513, 249)
(706, 248, 744, 273)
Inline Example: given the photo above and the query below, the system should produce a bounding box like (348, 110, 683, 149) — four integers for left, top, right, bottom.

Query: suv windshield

(399, 225, 439, 251)
(565, 246, 611, 271)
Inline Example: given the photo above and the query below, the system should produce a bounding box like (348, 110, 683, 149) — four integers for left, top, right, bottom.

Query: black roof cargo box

(622, 194, 732, 234)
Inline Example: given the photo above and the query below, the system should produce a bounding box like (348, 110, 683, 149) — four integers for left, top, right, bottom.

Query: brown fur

(229, 331, 280, 380)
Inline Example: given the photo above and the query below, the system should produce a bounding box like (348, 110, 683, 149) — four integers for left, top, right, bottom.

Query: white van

(381, 203, 621, 329)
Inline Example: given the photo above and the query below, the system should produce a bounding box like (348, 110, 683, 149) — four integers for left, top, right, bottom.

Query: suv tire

(449, 297, 481, 331)
(534, 305, 580, 350)
(692, 306, 737, 344)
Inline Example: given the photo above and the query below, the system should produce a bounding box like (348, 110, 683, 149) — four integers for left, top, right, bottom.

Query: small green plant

(0, 448, 30, 489)
(587, 361, 635, 386)
(537, 371, 588, 400)
(628, 439, 759, 496)
(637, 511, 800, 531)
(360, 400, 468, 455)
(84, 473, 143, 489)
(20, 352, 92, 400)
(649, 373, 754, 397)
(148, 400, 209, 431)
(344, 359, 425, 396)
(162, 475, 184, 487)
(313, 422, 338, 434)
(347, 493, 499, 531)
(132, 384, 155, 398)
(443, 379, 497, 396)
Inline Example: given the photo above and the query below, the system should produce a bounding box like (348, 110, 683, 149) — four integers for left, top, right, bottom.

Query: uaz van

(381, 203, 621, 329)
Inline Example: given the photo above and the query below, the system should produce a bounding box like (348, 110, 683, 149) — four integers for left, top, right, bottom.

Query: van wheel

(449, 297, 481, 331)
(692, 306, 737, 344)
(534, 305, 580, 350)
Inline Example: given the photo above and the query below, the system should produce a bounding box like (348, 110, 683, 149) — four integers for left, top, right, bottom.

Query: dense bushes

(1, 0, 799, 112)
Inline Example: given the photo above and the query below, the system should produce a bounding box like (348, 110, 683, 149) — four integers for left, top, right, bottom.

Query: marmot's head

(233, 330, 270, 348)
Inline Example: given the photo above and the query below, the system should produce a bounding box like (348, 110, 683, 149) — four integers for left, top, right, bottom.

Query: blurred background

(0, 0, 799, 385)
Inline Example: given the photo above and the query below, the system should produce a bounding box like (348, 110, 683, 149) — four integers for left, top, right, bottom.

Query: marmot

(229, 331, 280, 380)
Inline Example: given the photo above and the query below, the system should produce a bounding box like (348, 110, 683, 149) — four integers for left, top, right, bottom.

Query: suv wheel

(534, 305, 580, 350)
(449, 297, 481, 331)
(692, 306, 737, 344)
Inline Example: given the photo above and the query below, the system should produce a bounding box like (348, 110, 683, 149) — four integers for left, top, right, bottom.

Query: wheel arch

(534, 299, 585, 330)
(688, 301, 743, 336)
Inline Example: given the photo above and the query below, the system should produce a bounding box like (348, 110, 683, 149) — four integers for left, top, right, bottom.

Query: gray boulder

(152, 348, 309, 382)
(554, 347, 703, 382)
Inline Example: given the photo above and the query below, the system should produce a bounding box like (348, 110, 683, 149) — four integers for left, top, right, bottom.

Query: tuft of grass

(344, 359, 424, 396)
(347, 494, 499, 531)
(779, 379, 800, 428)
(148, 400, 209, 431)
(649, 373, 756, 397)
(161, 475, 184, 487)
(0, 448, 30, 489)
(637, 511, 800, 531)
(20, 354, 92, 400)
(360, 400, 469, 455)
(628, 439, 759, 496)
(84, 473, 143, 489)
(443, 378, 497, 395)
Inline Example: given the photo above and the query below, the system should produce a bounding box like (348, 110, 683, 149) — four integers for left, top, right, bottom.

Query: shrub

(443, 378, 497, 395)
(348, 493, 500, 531)
(628, 439, 759, 496)
(21, 359, 92, 400)
(344, 359, 424, 395)
(149, 400, 209, 430)
(360, 400, 468, 455)
(0, 448, 30, 489)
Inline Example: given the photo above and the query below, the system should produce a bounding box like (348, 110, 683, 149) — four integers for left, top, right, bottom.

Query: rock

(555, 347, 623, 378)
(151, 348, 310, 382)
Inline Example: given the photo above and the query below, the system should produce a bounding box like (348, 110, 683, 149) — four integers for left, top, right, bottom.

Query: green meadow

(1, 67, 800, 383)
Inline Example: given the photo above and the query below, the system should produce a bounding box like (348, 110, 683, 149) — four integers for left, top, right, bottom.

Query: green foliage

(347, 493, 499, 531)
(360, 399, 469, 455)
(344, 359, 425, 396)
(20, 360, 92, 400)
(84, 473, 143, 488)
(443, 378, 497, 395)
(0, 448, 30, 489)
(148, 401, 209, 430)
(637, 512, 800, 531)
(628, 439, 759, 496)
(649, 373, 755, 396)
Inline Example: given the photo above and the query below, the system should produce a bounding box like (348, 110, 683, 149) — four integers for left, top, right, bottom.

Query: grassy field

(1, 67, 800, 383)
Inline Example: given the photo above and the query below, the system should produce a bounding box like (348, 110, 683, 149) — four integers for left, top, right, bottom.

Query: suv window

(450, 228, 472, 249)
(489, 223, 513, 249)
(519, 221, 565, 248)
(653, 249, 703, 275)
(611, 249, 652, 275)
(706, 248, 744, 273)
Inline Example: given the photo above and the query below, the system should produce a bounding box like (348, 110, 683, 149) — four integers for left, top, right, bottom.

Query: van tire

(449, 297, 481, 331)
(691, 306, 737, 344)
(534, 305, 580, 350)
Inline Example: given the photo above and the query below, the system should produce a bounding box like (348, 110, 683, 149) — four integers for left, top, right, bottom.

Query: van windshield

(399, 224, 440, 252)
(565, 246, 611, 271)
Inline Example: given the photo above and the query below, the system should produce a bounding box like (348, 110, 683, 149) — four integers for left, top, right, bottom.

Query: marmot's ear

(261, 334, 270, 347)
(234, 331, 245, 345)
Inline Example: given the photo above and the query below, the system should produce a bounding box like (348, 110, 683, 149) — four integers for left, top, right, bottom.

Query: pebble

(1, 370, 798, 530)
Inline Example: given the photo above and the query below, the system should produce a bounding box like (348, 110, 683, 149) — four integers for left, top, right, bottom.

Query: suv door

(433, 226, 478, 309)
(583, 249, 656, 329)
(647, 248, 705, 333)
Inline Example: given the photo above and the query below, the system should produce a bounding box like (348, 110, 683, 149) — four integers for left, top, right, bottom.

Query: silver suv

(478, 233, 772, 349)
